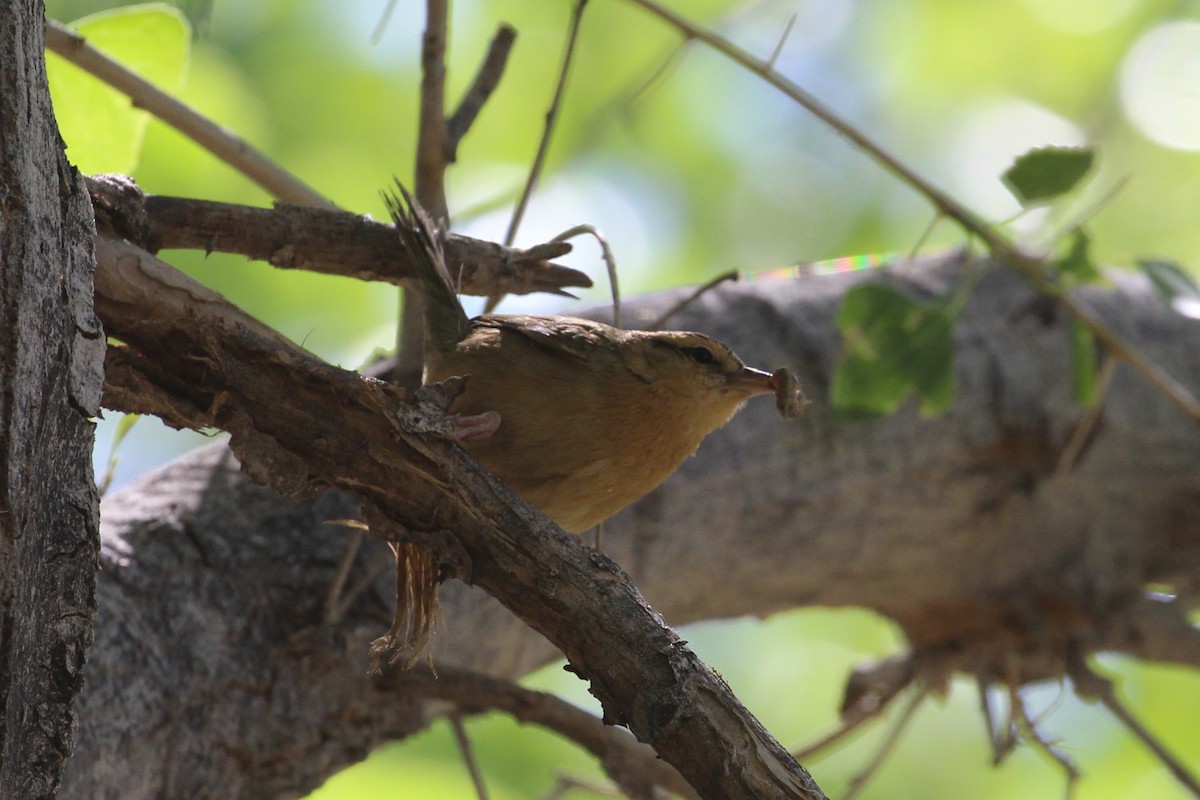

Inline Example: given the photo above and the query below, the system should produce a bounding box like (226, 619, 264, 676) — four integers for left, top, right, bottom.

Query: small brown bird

(385, 187, 801, 533)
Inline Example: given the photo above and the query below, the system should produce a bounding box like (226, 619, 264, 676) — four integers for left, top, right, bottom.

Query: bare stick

(44, 20, 333, 209)
(1009, 685, 1081, 795)
(767, 12, 797, 69)
(1054, 355, 1118, 475)
(1072, 664, 1200, 797)
(552, 224, 620, 327)
(621, 0, 1200, 427)
(503, 0, 588, 249)
(483, 0, 591, 314)
(541, 775, 621, 799)
(842, 687, 927, 800)
(446, 25, 518, 161)
(379, 666, 698, 800)
(647, 270, 738, 330)
(792, 703, 884, 763)
(85, 175, 588, 297)
(978, 680, 1017, 766)
(327, 547, 394, 626)
(450, 714, 491, 800)
(371, 0, 400, 43)
(322, 529, 364, 625)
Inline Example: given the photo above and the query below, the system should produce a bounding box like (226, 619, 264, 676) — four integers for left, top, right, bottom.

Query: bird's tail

(382, 181, 471, 355)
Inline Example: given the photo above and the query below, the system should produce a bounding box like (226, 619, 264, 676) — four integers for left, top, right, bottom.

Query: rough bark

(0, 1, 104, 798)
(84, 234, 825, 800)
(61, 249, 1200, 798)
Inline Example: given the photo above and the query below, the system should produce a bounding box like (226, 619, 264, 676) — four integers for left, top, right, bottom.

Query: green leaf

(832, 284, 957, 419)
(1002, 146, 1095, 206)
(1053, 229, 1102, 288)
(97, 413, 140, 497)
(1138, 259, 1200, 319)
(46, 4, 191, 174)
(1069, 320, 1098, 408)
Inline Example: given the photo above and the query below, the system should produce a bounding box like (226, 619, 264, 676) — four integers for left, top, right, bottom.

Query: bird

(384, 185, 801, 534)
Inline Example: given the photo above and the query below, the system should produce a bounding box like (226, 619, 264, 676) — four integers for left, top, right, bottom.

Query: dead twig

(446, 25, 518, 161)
(841, 687, 928, 800)
(647, 270, 738, 330)
(85, 176, 590, 297)
(1071, 661, 1200, 797)
(551, 224, 620, 327)
(487, 0, 590, 313)
(450, 714, 491, 800)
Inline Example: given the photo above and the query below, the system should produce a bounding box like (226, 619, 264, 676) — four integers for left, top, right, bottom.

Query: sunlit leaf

(46, 3, 191, 173)
(97, 413, 141, 496)
(1002, 146, 1095, 206)
(1138, 259, 1200, 319)
(1054, 229, 1102, 287)
(832, 284, 957, 419)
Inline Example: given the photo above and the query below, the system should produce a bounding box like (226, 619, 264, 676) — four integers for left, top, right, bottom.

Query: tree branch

(90, 234, 827, 799)
(621, 0, 1200, 427)
(66, 247, 1200, 797)
(86, 174, 589, 297)
(445, 25, 517, 162)
(381, 666, 697, 799)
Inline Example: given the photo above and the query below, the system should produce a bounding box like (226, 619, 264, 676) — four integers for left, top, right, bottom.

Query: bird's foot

(449, 411, 501, 443)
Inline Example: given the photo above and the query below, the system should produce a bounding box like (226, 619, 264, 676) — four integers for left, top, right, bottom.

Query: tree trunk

(0, 1, 104, 798)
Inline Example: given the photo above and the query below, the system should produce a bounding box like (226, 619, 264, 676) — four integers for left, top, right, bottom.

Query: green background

(46, 0, 1200, 797)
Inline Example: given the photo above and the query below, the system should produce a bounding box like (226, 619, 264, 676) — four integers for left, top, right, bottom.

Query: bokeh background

(44, 0, 1200, 797)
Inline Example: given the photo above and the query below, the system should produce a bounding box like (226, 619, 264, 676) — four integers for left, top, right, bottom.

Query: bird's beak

(728, 366, 776, 396)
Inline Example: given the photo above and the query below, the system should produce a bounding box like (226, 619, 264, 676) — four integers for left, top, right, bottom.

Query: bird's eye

(688, 346, 715, 365)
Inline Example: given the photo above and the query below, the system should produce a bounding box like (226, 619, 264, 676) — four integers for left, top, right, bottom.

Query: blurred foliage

(44, 0, 1200, 797)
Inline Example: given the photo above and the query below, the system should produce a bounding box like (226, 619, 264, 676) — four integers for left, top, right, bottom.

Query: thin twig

(1054, 355, 1117, 475)
(322, 529, 363, 624)
(328, 547, 394, 626)
(446, 25, 518, 161)
(1073, 664, 1200, 797)
(978, 680, 1017, 766)
(43, 20, 334, 209)
(792, 701, 888, 763)
(551, 224, 620, 327)
(450, 714, 491, 800)
(541, 775, 621, 800)
(647, 270, 738, 330)
(841, 687, 927, 800)
(621, 0, 1200, 428)
(767, 12, 797, 69)
(484, 0, 590, 314)
(504, 0, 588, 249)
(1009, 685, 1081, 796)
(371, 0, 400, 43)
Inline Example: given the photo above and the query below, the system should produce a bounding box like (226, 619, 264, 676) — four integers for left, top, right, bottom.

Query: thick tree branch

(67, 247, 1200, 797)
(90, 234, 826, 799)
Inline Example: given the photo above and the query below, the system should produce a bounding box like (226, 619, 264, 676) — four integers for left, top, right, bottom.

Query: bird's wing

(473, 315, 618, 362)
